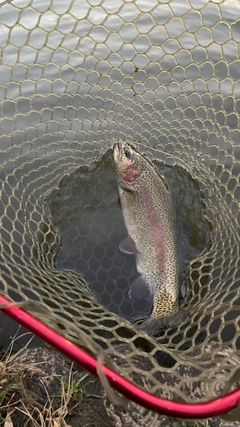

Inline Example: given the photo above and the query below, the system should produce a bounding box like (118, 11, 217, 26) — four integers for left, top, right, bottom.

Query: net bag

(0, 0, 240, 413)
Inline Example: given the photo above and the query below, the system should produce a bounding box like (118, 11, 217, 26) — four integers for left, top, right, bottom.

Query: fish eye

(124, 147, 133, 160)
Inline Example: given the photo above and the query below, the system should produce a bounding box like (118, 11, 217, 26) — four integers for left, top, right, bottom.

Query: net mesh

(1, 0, 240, 405)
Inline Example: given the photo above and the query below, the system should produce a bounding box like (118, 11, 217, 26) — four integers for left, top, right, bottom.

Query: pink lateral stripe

(141, 179, 166, 271)
(0, 293, 239, 419)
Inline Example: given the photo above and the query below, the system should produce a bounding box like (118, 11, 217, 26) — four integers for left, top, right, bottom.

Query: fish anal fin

(119, 236, 139, 255)
(140, 309, 189, 336)
(128, 276, 153, 304)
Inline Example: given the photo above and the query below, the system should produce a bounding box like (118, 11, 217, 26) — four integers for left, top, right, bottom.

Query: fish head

(113, 139, 170, 194)
(113, 140, 143, 191)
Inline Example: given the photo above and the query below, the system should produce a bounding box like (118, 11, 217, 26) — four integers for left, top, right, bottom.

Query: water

(45, 147, 211, 323)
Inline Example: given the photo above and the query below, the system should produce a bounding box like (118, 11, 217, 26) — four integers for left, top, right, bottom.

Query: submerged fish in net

(113, 140, 189, 335)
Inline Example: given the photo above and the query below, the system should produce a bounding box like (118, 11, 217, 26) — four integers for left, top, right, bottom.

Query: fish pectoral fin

(119, 180, 135, 192)
(119, 236, 139, 255)
(128, 276, 153, 304)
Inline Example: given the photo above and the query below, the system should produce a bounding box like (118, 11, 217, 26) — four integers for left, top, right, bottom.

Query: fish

(112, 140, 189, 335)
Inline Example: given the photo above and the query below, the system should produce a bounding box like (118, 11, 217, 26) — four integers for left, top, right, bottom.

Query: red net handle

(0, 294, 239, 419)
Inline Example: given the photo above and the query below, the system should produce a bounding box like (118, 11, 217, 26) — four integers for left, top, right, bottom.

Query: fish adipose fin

(119, 236, 139, 255)
(140, 309, 189, 336)
(128, 276, 153, 304)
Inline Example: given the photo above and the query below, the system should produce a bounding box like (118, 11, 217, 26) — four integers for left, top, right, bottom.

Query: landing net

(0, 0, 240, 416)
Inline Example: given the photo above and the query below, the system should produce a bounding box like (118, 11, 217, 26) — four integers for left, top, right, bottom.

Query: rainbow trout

(113, 140, 188, 335)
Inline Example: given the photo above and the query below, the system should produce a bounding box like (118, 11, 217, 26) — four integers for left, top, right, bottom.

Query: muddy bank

(0, 344, 239, 427)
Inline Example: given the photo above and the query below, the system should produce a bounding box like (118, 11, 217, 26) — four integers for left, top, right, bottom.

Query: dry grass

(0, 332, 91, 427)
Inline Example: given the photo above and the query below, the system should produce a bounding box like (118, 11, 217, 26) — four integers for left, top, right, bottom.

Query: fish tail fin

(140, 309, 189, 336)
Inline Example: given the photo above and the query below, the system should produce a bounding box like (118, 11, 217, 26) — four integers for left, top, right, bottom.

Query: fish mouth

(113, 140, 123, 164)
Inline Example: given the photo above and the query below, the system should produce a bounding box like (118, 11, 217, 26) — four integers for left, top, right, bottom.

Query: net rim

(0, 293, 239, 419)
